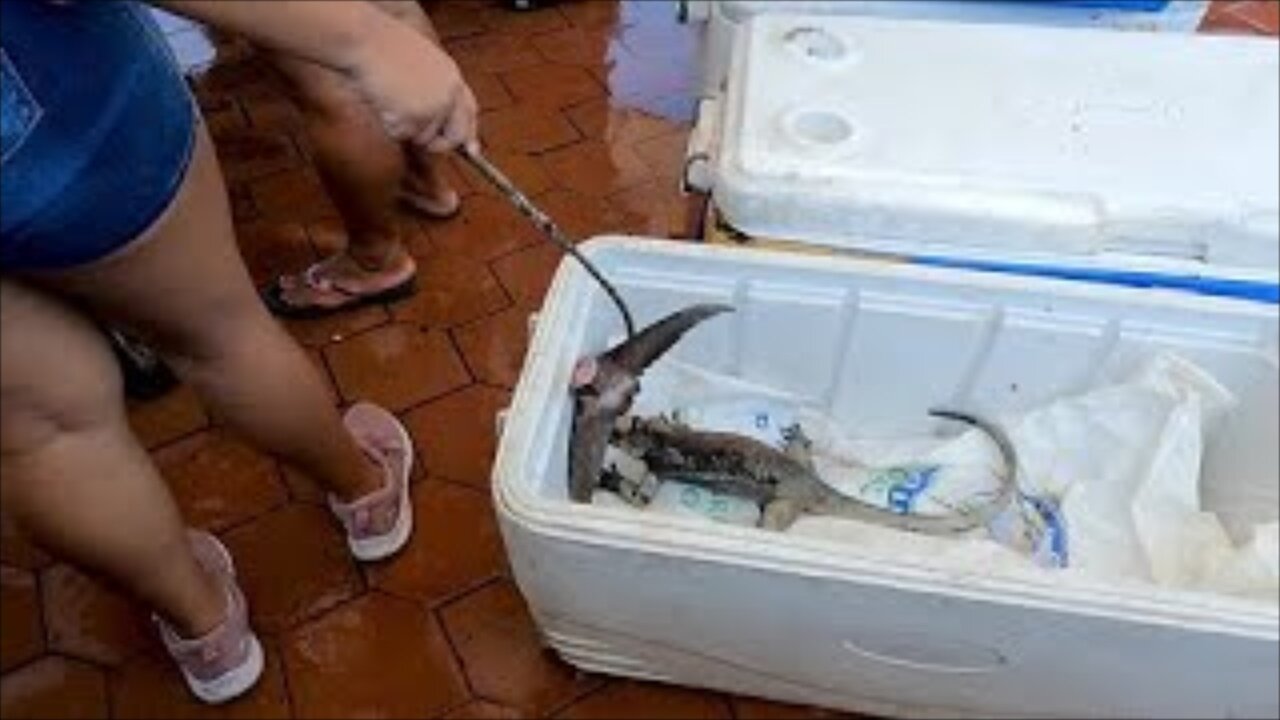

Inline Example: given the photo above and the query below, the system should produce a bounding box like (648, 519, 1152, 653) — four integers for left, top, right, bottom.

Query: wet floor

(1, 0, 1276, 717)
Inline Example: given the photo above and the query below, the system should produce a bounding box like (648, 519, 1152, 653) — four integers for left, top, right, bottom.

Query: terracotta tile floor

(1, 1, 1276, 718)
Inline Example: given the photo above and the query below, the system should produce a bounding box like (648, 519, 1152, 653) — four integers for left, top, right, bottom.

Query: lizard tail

(926, 407, 1020, 525)
(604, 303, 733, 375)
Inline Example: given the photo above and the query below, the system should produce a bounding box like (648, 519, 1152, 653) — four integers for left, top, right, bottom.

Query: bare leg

(35, 125, 383, 505)
(0, 279, 223, 638)
(375, 0, 461, 215)
(263, 0, 459, 312)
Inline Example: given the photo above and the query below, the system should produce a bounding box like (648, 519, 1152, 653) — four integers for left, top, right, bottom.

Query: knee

(0, 364, 123, 462)
(0, 289, 126, 459)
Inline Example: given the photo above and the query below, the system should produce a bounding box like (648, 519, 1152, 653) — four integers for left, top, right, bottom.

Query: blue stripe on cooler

(1002, 0, 1172, 10)
(907, 255, 1280, 305)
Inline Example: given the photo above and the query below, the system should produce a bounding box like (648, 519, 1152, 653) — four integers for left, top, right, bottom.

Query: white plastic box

(685, 0, 1212, 97)
(494, 237, 1278, 718)
(493, 12, 1280, 719)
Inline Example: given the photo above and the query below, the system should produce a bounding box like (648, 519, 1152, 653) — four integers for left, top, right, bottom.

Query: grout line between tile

(541, 676, 613, 719)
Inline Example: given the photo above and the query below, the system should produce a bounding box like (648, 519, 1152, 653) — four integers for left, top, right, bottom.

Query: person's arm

(153, 0, 477, 152)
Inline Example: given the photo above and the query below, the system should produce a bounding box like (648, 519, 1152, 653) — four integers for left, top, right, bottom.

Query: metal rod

(455, 145, 637, 339)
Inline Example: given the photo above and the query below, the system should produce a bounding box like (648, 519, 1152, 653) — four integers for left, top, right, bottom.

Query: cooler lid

(716, 1, 1211, 33)
(711, 14, 1279, 280)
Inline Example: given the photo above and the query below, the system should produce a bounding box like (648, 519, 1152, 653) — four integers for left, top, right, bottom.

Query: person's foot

(328, 402, 415, 562)
(156, 531, 264, 705)
(400, 169, 461, 220)
(262, 250, 417, 319)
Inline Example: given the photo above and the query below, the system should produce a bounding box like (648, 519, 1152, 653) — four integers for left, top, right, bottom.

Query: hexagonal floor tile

(443, 699, 525, 719)
(220, 504, 362, 634)
(109, 638, 290, 719)
(427, 195, 544, 264)
(452, 307, 531, 390)
(282, 593, 468, 718)
(439, 580, 601, 717)
(0, 566, 43, 673)
(451, 147, 554, 200)
(563, 98, 685, 147)
(367, 481, 506, 606)
(529, 188, 648, 240)
(402, 385, 511, 488)
(388, 250, 511, 331)
(555, 681, 732, 719)
(323, 324, 471, 412)
(154, 429, 288, 533)
(477, 103, 582, 155)
(538, 140, 652, 199)
(500, 63, 604, 110)
(40, 563, 155, 667)
(284, 305, 392, 350)
(0, 656, 108, 720)
(490, 243, 564, 310)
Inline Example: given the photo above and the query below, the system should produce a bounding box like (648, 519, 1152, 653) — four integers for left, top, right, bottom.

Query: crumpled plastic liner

(592, 351, 1278, 604)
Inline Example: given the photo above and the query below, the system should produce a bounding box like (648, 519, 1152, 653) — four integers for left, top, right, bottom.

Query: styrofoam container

(494, 236, 1278, 718)
(693, 14, 1278, 298)
(687, 0, 1212, 96)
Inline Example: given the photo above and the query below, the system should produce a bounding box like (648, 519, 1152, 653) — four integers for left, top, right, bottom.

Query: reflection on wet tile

(221, 505, 362, 634)
(154, 430, 288, 533)
(452, 306, 532, 389)
(491, 242, 565, 309)
(323, 324, 470, 412)
(0, 656, 108, 720)
(367, 482, 506, 604)
(540, 140, 652, 197)
(402, 385, 513, 488)
(281, 594, 468, 718)
(440, 580, 602, 716)
(40, 565, 155, 667)
(110, 640, 292, 719)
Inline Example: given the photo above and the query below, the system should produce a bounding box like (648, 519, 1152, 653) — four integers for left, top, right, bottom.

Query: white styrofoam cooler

(687, 13, 1279, 299)
(494, 237, 1278, 718)
(491, 11, 1279, 719)
(685, 0, 1213, 97)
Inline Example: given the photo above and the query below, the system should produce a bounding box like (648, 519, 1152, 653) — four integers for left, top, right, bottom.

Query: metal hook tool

(455, 145, 637, 339)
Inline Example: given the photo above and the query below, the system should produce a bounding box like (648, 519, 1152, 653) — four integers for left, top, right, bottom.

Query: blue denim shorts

(0, 0, 197, 271)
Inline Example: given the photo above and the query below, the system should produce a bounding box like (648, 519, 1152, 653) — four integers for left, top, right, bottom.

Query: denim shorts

(0, 0, 197, 271)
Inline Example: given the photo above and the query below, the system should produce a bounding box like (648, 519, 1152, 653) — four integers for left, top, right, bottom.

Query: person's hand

(345, 13, 478, 154)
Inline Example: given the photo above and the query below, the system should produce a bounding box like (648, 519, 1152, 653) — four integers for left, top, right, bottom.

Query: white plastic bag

(601, 352, 1277, 603)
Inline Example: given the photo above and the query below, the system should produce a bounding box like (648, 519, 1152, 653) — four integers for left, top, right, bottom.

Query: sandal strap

(301, 263, 361, 298)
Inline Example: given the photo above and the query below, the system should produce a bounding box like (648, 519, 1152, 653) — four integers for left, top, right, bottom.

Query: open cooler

(494, 238, 1277, 718)
(491, 12, 1279, 720)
